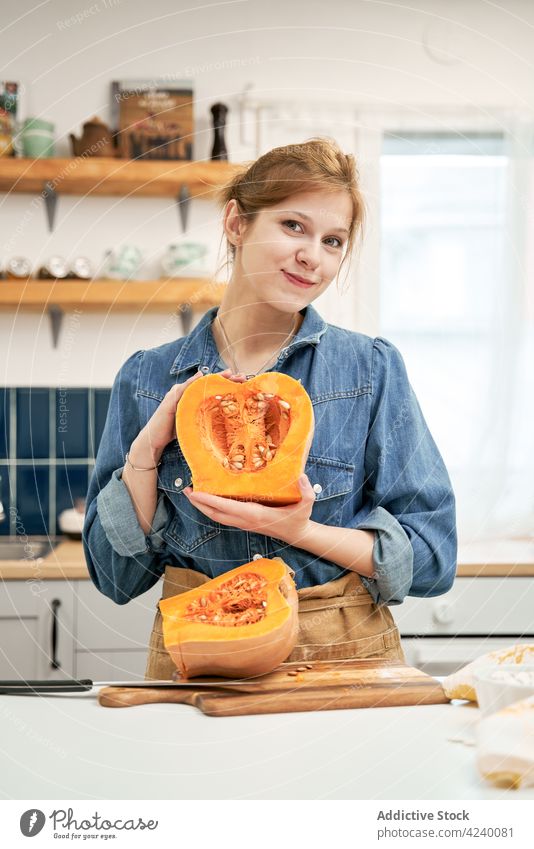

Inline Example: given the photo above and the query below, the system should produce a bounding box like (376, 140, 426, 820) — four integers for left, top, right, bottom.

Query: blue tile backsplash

(56, 389, 89, 459)
(0, 388, 111, 537)
(16, 465, 49, 536)
(17, 388, 50, 459)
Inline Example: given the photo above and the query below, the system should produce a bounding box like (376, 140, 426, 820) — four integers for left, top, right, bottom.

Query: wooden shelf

(0, 278, 226, 312)
(0, 157, 241, 198)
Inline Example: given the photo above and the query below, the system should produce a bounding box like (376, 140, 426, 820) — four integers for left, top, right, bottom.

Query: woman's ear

(223, 198, 246, 247)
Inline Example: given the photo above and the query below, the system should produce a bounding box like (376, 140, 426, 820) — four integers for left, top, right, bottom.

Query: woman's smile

(282, 269, 319, 289)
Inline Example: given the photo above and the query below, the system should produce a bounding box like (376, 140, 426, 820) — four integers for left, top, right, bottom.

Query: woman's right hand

(128, 368, 248, 467)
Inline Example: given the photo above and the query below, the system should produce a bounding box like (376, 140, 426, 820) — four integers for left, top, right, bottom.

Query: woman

(83, 137, 457, 679)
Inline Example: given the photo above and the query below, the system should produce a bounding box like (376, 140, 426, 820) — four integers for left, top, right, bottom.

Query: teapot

(69, 116, 116, 157)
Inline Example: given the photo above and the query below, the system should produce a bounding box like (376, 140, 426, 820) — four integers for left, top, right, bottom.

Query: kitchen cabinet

(0, 580, 75, 680)
(74, 579, 161, 679)
(393, 576, 534, 675)
(0, 577, 161, 681)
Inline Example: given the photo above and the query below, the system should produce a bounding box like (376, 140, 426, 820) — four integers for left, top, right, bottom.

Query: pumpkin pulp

(176, 372, 314, 505)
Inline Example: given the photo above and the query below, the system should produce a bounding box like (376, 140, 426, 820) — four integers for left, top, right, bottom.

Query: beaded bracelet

(124, 451, 162, 472)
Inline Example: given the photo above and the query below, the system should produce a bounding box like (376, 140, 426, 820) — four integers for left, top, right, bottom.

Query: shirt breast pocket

(304, 455, 355, 526)
(156, 442, 222, 553)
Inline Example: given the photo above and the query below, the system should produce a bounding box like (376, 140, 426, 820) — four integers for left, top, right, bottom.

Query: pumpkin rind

(159, 558, 299, 679)
(175, 372, 314, 505)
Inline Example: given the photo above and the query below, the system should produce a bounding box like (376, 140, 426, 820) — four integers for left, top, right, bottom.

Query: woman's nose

(296, 243, 320, 269)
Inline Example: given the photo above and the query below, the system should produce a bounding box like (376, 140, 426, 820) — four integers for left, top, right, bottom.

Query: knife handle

(0, 679, 93, 694)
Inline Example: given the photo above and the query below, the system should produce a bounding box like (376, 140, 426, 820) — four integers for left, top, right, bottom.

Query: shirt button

(174, 478, 183, 488)
(252, 553, 262, 561)
(312, 483, 322, 494)
(199, 365, 210, 374)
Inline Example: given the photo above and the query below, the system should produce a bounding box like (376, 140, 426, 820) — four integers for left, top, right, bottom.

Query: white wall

(2, 0, 533, 386)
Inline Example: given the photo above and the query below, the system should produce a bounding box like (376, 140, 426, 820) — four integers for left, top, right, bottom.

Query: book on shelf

(111, 79, 194, 161)
(0, 81, 20, 157)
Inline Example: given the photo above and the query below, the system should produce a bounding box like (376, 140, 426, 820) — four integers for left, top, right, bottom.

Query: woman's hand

(129, 368, 247, 467)
(183, 473, 317, 545)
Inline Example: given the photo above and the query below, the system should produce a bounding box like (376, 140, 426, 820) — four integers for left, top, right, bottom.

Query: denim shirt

(83, 304, 457, 606)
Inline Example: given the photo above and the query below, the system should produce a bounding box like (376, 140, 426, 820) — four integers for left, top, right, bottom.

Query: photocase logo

(20, 809, 46, 836)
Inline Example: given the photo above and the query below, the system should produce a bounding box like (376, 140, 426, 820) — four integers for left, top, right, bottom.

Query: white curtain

(452, 116, 534, 540)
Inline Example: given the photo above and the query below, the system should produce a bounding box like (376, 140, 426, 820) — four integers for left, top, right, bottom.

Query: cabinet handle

(49, 598, 61, 669)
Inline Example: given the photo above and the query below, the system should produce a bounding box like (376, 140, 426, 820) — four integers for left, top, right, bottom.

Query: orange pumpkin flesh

(159, 558, 299, 679)
(176, 372, 314, 505)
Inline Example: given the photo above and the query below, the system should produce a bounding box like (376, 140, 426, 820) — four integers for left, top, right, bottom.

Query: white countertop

(1, 692, 533, 800)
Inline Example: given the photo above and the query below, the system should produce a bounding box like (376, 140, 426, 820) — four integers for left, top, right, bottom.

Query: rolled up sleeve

(96, 468, 169, 557)
(82, 350, 170, 605)
(353, 337, 457, 606)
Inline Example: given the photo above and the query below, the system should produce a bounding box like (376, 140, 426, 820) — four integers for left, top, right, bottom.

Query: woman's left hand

(183, 474, 317, 544)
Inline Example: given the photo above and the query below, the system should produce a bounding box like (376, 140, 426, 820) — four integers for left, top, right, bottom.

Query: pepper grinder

(210, 102, 229, 161)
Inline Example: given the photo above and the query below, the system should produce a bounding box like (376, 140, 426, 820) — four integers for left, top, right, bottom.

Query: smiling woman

(82, 137, 457, 680)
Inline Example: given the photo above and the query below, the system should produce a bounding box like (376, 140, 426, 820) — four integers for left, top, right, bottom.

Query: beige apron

(145, 565, 405, 680)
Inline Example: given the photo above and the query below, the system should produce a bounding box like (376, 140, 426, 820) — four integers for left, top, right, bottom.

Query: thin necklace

(216, 311, 298, 378)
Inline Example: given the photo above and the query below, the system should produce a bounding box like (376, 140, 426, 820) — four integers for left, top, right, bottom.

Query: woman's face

(228, 188, 353, 311)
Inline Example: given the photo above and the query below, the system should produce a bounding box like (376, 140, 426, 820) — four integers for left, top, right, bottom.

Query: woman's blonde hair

(216, 136, 365, 291)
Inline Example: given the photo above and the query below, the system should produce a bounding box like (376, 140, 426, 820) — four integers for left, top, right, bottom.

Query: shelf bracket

(48, 304, 64, 348)
(179, 303, 193, 336)
(42, 181, 58, 232)
(176, 184, 190, 232)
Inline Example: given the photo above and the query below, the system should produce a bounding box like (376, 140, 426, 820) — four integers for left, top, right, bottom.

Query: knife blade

(0, 675, 267, 694)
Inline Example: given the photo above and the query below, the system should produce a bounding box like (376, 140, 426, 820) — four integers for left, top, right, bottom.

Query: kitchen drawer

(401, 636, 526, 677)
(393, 577, 534, 635)
(75, 650, 150, 680)
(75, 580, 162, 650)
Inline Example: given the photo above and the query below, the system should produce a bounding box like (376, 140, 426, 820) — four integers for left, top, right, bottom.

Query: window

(379, 131, 520, 536)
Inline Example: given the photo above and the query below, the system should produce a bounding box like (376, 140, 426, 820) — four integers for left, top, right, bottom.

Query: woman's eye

(283, 219, 303, 232)
(324, 236, 343, 249)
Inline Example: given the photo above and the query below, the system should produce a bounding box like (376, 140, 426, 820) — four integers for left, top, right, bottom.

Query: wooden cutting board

(98, 658, 449, 716)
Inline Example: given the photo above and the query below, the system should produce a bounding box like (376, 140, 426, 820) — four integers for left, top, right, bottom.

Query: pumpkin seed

(279, 400, 290, 410)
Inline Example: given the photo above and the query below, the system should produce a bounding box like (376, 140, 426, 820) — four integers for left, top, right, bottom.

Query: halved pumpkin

(159, 558, 299, 679)
(176, 371, 314, 505)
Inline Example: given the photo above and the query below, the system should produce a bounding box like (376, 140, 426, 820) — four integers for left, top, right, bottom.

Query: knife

(0, 675, 265, 694)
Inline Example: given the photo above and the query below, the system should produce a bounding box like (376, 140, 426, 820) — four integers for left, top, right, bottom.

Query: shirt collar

(169, 303, 328, 376)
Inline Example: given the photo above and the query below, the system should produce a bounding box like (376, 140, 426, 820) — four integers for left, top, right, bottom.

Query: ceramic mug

(21, 118, 55, 158)
(103, 246, 143, 280)
(161, 242, 208, 277)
